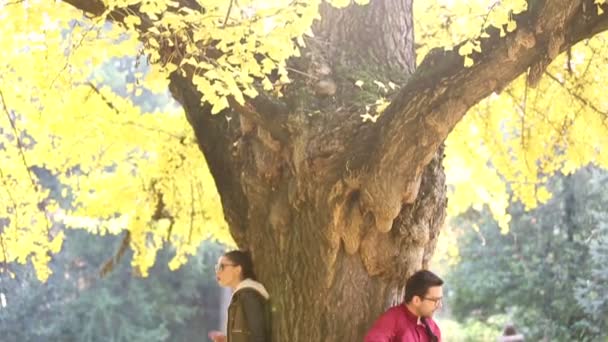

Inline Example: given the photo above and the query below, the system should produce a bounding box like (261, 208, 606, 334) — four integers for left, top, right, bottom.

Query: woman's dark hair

(404, 270, 444, 303)
(224, 250, 257, 280)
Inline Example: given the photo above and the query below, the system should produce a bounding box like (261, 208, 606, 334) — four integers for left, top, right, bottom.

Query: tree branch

(222, 0, 235, 28)
(0, 89, 37, 190)
(168, 73, 249, 245)
(61, 0, 106, 17)
(361, 0, 608, 232)
(62, 0, 202, 17)
(99, 230, 130, 277)
(544, 72, 608, 117)
(228, 93, 290, 142)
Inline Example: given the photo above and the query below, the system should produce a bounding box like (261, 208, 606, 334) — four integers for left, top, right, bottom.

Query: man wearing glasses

(364, 270, 443, 342)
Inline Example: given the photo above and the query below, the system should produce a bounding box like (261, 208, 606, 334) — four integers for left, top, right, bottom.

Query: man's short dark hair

(404, 270, 443, 303)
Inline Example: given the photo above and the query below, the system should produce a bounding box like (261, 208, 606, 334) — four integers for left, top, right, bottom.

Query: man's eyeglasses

(422, 297, 443, 306)
(215, 263, 237, 272)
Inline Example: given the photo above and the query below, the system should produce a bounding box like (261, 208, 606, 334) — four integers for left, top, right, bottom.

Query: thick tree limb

(228, 92, 290, 143)
(168, 73, 249, 245)
(61, 0, 106, 16)
(62, 0, 201, 17)
(361, 0, 608, 232)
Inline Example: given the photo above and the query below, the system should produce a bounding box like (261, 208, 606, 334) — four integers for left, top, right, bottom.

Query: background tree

(573, 171, 608, 338)
(447, 167, 608, 341)
(1, 1, 608, 340)
(0, 230, 224, 342)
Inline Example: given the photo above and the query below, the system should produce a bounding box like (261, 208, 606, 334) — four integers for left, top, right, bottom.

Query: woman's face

(215, 256, 242, 288)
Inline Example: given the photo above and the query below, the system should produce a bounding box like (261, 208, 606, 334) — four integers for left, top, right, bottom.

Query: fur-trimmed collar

(234, 278, 270, 299)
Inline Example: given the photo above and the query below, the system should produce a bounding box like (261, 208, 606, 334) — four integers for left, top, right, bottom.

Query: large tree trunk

(172, 84, 446, 340)
(169, 2, 448, 340)
(63, 0, 608, 340)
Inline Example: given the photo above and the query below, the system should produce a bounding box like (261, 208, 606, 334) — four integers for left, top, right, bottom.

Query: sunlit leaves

(0, 1, 228, 280)
(413, 0, 608, 231)
(596, 0, 607, 14)
(458, 40, 481, 67)
(0, 0, 383, 281)
(2, 0, 607, 280)
(107, 0, 326, 113)
(445, 32, 608, 231)
(415, 0, 527, 66)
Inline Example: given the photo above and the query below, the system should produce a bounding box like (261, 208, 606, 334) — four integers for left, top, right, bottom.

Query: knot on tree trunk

(359, 148, 446, 281)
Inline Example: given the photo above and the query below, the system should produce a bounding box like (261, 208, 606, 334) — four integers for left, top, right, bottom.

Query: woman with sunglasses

(209, 250, 271, 342)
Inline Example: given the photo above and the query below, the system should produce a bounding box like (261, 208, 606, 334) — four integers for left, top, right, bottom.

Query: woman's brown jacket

(227, 279, 270, 342)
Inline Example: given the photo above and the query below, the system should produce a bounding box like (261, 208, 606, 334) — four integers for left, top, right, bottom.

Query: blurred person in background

(497, 324, 524, 342)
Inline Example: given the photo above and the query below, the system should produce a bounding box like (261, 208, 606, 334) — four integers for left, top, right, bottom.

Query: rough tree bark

(63, 0, 608, 340)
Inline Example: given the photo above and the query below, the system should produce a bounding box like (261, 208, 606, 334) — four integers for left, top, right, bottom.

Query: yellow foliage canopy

(1, 0, 607, 281)
(414, 1, 608, 230)
(0, 0, 360, 281)
(0, 1, 231, 280)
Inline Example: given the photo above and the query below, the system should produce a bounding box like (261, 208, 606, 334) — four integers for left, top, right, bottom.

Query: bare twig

(87, 82, 120, 114)
(0, 89, 37, 190)
(0, 90, 51, 237)
(545, 72, 608, 117)
(566, 47, 573, 75)
(4, 0, 25, 6)
(188, 181, 195, 244)
(49, 22, 104, 91)
(0, 167, 17, 275)
(99, 230, 131, 277)
(522, 72, 529, 148)
(286, 67, 319, 80)
(87, 82, 187, 139)
(0, 233, 8, 266)
(223, 0, 235, 28)
(478, 2, 501, 36)
(0, 167, 18, 225)
(0, 167, 15, 267)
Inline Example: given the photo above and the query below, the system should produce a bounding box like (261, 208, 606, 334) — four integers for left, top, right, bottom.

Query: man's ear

(411, 295, 421, 305)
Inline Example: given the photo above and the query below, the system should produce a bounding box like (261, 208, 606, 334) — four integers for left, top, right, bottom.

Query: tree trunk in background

(171, 1, 446, 340)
